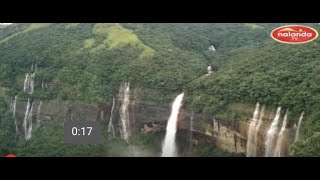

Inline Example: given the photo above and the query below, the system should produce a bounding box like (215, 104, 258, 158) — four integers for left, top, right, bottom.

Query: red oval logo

(271, 25, 318, 44)
(5, 154, 16, 158)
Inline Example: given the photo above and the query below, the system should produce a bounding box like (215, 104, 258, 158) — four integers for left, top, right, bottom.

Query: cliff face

(13, 88, 296, 156)
(15, 100, 99, 123)
(136, 101, 296, 156)
(15, 99, 247, 154)
(178, 109, 247, 153)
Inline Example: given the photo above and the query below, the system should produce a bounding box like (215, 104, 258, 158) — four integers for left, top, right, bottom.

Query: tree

(291, 132, 320, 157)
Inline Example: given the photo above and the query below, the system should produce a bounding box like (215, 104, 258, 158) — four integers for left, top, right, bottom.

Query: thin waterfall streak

(295, 112, 304, 142)
(108, 97, 116, 137)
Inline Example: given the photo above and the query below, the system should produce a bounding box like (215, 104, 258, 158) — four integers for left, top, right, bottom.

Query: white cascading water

(22, 67, 36, 140)
(11, 95, 18, 135)
(23, 99, 31, 138)
(23, 72, 35, 93)
(161, 93, 184, 157)
(108, 97, 116, 137)
(30, 73, 35, 94)
(209, 45, 216, 51)
(12, 96, 17, 116)
(274, 110, 288, 157)
(246, 102, 260, 157)
(23, 100, 34, 140)
(26, 101, 34, 140)
(119, 83, 130, 142)
(207, 66, 213, 75)
(295, 112, 304, 142)
(23, 73, 29, 91)
(253, 106, 265, 157)
(265, 107, 281, 157)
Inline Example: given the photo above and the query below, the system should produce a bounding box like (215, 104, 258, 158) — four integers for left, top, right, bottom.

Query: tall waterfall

(26, 101, 34, 140)
(108, 97, 116, 137)
(23, 99, 31, 139)
(22, 67, 36, 140)
(119, 83, 130, 142)
(274, 110, 288, 157)
(295, 112, 304, 142)
(265, 107, 281, 157)
(246, 102, 260, 157)
(161, 93, 184, 157)
(253, 106, 265, 157)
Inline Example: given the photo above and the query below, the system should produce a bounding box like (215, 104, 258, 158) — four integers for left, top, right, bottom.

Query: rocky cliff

(12, 87, 297, 156)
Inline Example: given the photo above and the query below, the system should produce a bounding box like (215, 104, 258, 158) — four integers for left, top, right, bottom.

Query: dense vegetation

(187, 39, 320, 113)
(198, 143, 245, 157)
(1, 23, 320, 156)
(0, 97, 16, 155)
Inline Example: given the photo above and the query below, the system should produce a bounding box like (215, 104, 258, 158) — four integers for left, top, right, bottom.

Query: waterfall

(26, 101, 34, 140)
(208, 66, 213, 74)
(209, 45, 216, 51)
(23, 99, 31, 139)
(274, 110, 288, 157)
(11, 96, 18, 135)
(23, 72, 35, 94)
(253, 106, 265, 157)
(10, 96, 17, 118)
(22, 66, 36, 140)
(108, 97, 116, 137)
(23, 73, 29, 91)
(22, 100, 34, 140)
(119, 83, 130, 142)
(30, 73, 35, 94)
(161, 93, 184, 157)
(246, 102, 260, 157)
(265, 107, 281, 157)
(295, 112, 304, 142)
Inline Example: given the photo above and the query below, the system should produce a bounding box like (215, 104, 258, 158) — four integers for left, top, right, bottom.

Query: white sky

(0, 23, 13, 25)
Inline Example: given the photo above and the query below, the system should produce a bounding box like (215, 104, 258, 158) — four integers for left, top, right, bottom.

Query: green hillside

(0, 23, 210, 104)
(0, 23, 319, 156)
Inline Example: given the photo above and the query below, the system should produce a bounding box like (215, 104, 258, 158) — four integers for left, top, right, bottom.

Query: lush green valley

(0, 23, 320, 157)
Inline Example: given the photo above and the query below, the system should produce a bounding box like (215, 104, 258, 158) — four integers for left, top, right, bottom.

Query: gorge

(7, 80, 305, 157)
(0, 23, 318, 157)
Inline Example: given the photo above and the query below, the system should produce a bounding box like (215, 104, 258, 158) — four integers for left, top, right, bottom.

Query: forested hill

(0, 23, 273, 103)
(0, 23, 320, 156)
